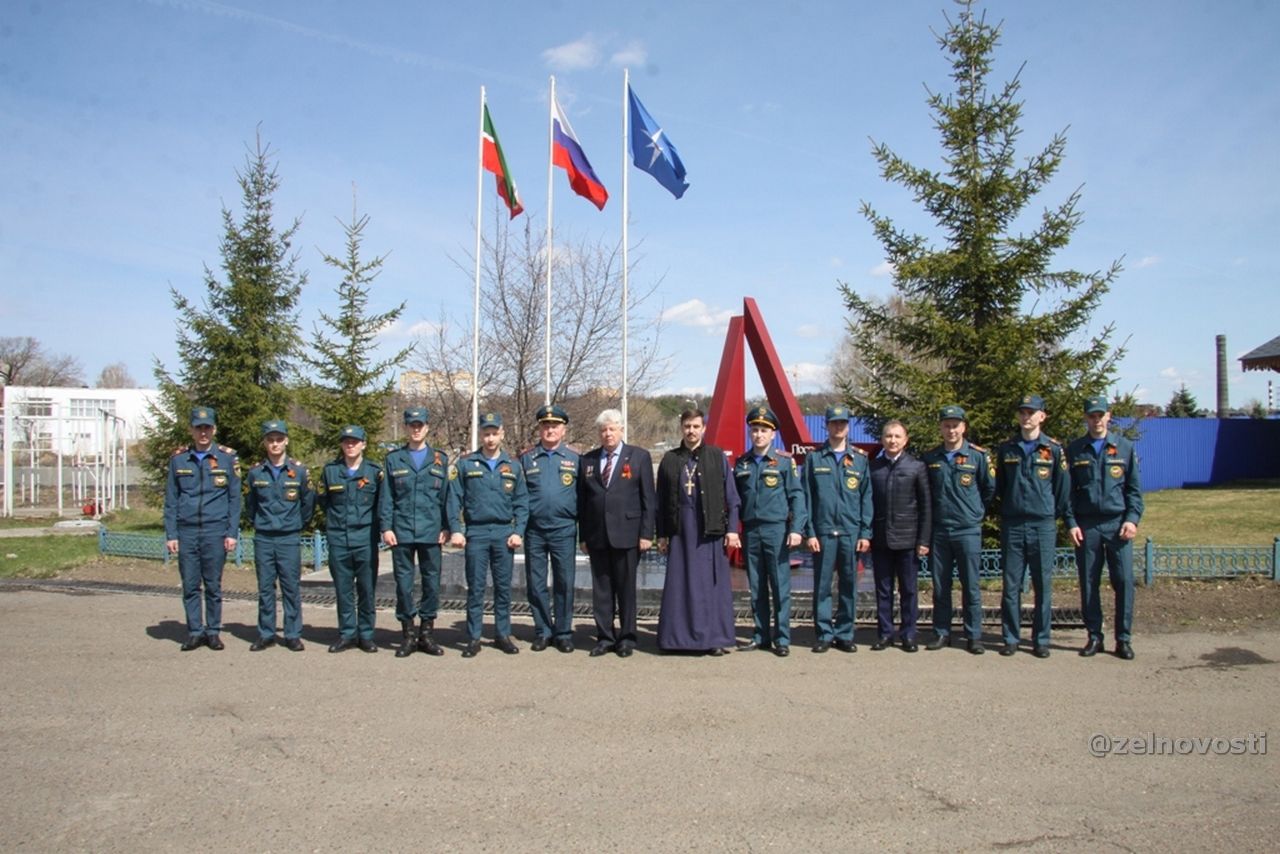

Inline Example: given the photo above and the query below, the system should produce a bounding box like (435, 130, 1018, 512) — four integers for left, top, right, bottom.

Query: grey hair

(595, 408, 624, 428)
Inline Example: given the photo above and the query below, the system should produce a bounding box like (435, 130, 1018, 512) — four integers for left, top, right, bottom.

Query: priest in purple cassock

(655, 409, 741, 654)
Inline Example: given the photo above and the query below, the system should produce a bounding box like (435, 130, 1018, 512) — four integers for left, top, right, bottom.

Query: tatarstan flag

(482, 104, 524, 218)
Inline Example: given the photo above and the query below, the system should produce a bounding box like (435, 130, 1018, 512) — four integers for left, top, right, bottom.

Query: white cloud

(380, 318, 442, 340)
(661, 298, 734, 332)
(870, 260, 895, 277)
(796, 323, 824, 340)
(1159, 367, 1180, 379)
(785, 362, 831, 391)
(1133, 255, 1160, 269)
(543, 35, 601, 71)
(610, 41, 647, 67)
(829, 256, 844, 268)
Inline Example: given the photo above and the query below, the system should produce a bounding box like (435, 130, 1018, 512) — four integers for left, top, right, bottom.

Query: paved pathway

(0, 588, 1276, 851)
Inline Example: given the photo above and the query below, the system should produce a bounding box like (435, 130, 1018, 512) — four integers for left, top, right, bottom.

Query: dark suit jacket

(869, 451, 932, 551)
(577, 443, 657, 550)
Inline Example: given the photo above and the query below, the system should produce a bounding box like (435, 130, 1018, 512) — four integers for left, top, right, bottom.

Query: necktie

(602, 451, 614, 485)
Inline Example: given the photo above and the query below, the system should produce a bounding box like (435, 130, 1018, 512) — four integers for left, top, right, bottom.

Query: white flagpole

(545, 75, 556, 407)
(471, 86, 485, 451)
(621, 69, 630, 437)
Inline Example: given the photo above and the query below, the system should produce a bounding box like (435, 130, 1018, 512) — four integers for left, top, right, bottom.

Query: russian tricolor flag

(551, 95, 608, 211)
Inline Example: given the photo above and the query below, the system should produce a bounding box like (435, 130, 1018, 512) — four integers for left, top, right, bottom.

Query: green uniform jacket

(995, 435, 1071, 525)
(801, 444, 872, 539)
(921, 440, 995, 532)
(733, 447, 808, 533)
(454, 450, 530, 536)
(1065, 432, 1144, 524)
(382, 445, 458, 543)
(245, 457, 315, 534)
(163, 444, 241, 539)
(520, 444, 580, 531)
(319, 458, 386, 545)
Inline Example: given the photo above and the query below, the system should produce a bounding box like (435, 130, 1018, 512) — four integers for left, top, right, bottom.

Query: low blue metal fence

(100, 528, 1279, 583)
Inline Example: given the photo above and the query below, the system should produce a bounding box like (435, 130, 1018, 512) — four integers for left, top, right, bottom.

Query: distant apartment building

(399, 370, 473, 398)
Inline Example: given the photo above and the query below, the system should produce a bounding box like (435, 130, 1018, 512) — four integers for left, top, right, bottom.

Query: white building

(0, 386, 161, 457)
(0, 386, 162, 517)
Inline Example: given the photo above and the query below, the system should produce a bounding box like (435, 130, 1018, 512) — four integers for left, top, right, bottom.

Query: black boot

(418, 618, 445, 656)
(395, 620, 417, 658)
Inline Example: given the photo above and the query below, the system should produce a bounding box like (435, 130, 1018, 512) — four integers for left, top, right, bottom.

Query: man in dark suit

(577, 408, 657, 658)
(868, 419, 932, 652)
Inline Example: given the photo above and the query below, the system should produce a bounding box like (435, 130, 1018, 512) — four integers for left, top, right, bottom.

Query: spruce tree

(302, 200, 412, 454)
(840, 2, 1125, 448)
(145, 133, 305, 484)
(1165, 384, 1201, 418)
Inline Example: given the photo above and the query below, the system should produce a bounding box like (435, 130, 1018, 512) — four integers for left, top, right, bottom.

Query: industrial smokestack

(1216, 334, 1228, 417)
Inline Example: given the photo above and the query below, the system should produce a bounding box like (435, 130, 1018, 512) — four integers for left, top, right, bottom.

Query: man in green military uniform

(245, 419, 315, 651)
(802, 406, 872, 654)
(733, 406, 807, 657)
(1066, 395, 1144, 660)
(449, 413, 529, 658)
(319, 425, 386, 653)
(921, 405, 995, 654)
(520, 403, 580, 653)
(996, 394, 1071, 658)
(381, 407, 457, 658)
(164, 406, 241, 651)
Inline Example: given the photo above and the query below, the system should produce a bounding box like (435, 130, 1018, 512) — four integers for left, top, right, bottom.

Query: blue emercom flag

(627, 85, 689, 199)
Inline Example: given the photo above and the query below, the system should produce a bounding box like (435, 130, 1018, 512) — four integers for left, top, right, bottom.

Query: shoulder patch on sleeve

(968, 443, 985, 453)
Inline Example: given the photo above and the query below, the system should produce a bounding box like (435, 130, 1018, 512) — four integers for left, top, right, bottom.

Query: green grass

(0, 535, 100, 579)
(99, 506, 165, 532)
(1140, 480, 1280, 546)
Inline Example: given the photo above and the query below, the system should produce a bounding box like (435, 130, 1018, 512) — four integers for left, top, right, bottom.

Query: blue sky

(3, 0, 1278, 412)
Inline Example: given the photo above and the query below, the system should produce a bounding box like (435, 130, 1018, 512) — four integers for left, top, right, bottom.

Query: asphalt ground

(1, 587, 1277, 852)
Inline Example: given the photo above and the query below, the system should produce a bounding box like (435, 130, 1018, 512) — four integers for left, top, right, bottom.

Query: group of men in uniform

(163, 390, 1141, 661)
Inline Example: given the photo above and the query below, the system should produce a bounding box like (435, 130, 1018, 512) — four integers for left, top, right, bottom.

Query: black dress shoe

(870, 637, 892, 651)
(249, 636, 276, 652)
(616, 644, 634, 658)
(461, 639, 482, 658)
(285, 637, 305, 652)
(328, 637, 357, 653)
(1032, 645, 1050, 659)
(554, 638, 574, 654)
(737, 640, 770, 652)
(530, 636, 549, 652)
(180, 634, 205, 651)
(1080, 637, 1104, 657)
(205, 635, 225, 651)
(833, 638, 857, 653)
(926, 635, 948, 651)
(902, 640, 919, 653)
(774, 645, 790, 657)
(966, 639, 985, 655)
(1116, 641, 1135, 660)
(358, 638, 378, 653)
(707, 647, 726, 657)
(999, 642, 1018, 656)
(589, 641, 614, 657)
(811, 640, 831, 653)
(495, 635, 520, 655)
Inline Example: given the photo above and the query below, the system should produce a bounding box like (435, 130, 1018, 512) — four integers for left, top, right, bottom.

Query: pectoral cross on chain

(683, 459, 697, 497)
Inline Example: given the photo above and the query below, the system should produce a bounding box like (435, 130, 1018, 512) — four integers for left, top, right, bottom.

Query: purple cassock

(657, 456, 740, 651)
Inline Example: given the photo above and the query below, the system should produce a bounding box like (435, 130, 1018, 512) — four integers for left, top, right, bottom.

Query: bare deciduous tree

(420, 214, 668, 452)
(0, 337, 85, 386)
(95, 362, 136, 389)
